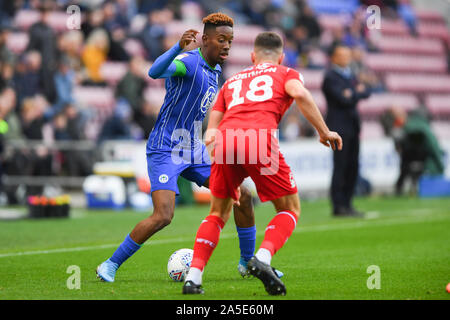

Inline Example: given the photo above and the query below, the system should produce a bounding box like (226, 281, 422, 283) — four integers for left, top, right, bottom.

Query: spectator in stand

(296, 4, 322, 44)
(13, 51, 44, 110)
(350, 46, 385, 93)
(343, 19, 367, 49)
(397, 0, 417, 36)
(97, 99, 133, 143)
(81, 28, 109, 86)
(0, 87, 24, 203)
(0, 0, 18, 27)
(138, 0, 181, 16)
(135, 101, 157, 139)
(115, 56, 147, 114)
(58, 30, 84, 74)
(283, 37, 299, 68)
(115, 56, 154, 136)
(0, 87, 20, 141)
(20, 96, 53, 195)
(101, 1, 130, 61)
(81, 6, 105, 38)
(289, 25, 312, 68)
(51, 56, 78, 118)
(52, 106, 92, 176)
(26, 2, 59, 103)
(0, 25, 15, 91)
(139, 8, 173, 61)
(281, 114, 301, 141)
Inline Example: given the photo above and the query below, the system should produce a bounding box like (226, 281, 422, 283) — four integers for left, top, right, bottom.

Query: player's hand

(319, 131, 343, 151)
(205, 130, 217, 163)
(233, 187, 241, 206)
(179, 29, 199, 49)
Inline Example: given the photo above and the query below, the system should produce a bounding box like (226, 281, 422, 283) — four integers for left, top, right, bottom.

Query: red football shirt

(213, 62, 304, 131)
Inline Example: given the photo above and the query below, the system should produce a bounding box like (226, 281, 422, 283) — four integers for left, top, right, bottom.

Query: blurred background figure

(26, 1, 58, 103)
(81, 28, 109, 86)
(0, 0, 448, 207)
(381, 106, 444, 195)
(322, 43, 371, 217)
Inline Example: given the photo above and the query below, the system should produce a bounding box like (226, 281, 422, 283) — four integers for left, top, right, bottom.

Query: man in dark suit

(322, 43, 371, 217)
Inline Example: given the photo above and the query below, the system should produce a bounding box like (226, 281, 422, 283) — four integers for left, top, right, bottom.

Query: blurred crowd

(0, 0, 424, 144)
(0, 0, 447, 197)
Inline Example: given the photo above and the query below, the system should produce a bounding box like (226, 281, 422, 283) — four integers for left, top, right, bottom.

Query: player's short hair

(254, 32, 283, 57)
(202, 12, 234, 33)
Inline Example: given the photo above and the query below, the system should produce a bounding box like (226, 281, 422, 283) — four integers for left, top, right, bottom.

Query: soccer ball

(167, 248, 193, 282)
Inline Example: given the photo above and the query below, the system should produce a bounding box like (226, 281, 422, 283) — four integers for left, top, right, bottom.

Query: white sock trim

(276, 211, 297, 227)
(255, 248, 272, 266)
(185, 267, 203, 285)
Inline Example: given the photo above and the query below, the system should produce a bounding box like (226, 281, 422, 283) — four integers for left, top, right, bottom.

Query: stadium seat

(123, 38, 147, 58)
(13, 10, 40, 30)
(309, 0, 359, 14)
(46, 11, 71, 32)
(431, 121, 450, 139)
(317, 14, 349, 32)
(385, 74, 450, 94)
(129, 14, 147, 34)
(424, 94, 450, 117)
(309, 90, 326, 114)
(298, 69, 325, 91)
(14, 10, 72, 32)
(223, 64, 246, 79)
(227, 45, 253, 65)
(144, 87, 166, 107)
(165, 21, 202, 38)
(417, 23, 450, 41)
(358, 93, 419, 117)
(232, 25, 264, 45)
(415, 8, 446, 24)
(378, 19, 409, 36)
(360, 121, 385, 140)
(6, 32, 29, 54)
(308, 48, 328, 67)
(373, 35, 445, 55)
(364, 53, 447, 74)
(73, 86, 115, 121)
(100, 62, 128, 85)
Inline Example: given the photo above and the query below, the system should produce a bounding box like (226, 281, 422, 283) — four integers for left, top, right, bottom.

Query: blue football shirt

(147, 48, 222, 153)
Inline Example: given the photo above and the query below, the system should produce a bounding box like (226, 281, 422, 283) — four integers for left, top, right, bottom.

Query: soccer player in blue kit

(96, 13, 281, 283)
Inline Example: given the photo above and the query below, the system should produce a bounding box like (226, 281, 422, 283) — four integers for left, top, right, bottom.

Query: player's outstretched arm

(148, 29, 199, 79)
(285, 79, 343, 151)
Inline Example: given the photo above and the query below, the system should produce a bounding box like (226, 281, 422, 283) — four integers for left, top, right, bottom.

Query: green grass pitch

(0, 196, 449, 300)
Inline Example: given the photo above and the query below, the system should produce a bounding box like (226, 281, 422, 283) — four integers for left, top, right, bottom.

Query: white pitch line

(0, 214, 448, 259)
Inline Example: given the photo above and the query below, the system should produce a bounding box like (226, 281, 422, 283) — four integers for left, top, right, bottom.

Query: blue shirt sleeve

(148, 41, 184, 79)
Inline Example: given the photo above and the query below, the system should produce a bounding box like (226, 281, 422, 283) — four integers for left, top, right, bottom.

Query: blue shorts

(147, 146, 211, 195)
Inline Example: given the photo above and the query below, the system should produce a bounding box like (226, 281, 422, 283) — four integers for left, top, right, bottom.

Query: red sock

(260, 210, 298, 256)
(190, 215, 225, 271)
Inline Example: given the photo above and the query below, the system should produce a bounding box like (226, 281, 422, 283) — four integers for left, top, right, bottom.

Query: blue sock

(236, 226, 256, 262)
(110, 234, 142, 266)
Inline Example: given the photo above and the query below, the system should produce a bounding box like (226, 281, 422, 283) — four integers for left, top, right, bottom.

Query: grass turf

(0, 196, 449, 300)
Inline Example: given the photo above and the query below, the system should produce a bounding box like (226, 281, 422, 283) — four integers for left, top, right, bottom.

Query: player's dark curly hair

(202, 12, 234, 32)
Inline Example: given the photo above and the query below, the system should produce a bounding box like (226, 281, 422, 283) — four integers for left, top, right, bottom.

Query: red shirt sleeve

(285, 68, 305, 85)
(212, 86, 226, 113)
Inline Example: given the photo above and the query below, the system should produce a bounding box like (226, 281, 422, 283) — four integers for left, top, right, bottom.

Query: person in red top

(183, 32, 342, 295)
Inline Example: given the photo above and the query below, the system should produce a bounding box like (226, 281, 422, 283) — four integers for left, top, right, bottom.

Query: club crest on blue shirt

(200, 86, 216, 114)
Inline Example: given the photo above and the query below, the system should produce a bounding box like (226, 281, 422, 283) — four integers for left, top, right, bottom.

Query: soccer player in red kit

(183, 32, 343, 295)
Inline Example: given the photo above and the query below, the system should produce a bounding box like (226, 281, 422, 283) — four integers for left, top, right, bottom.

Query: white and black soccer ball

(167, 248, 193, 282)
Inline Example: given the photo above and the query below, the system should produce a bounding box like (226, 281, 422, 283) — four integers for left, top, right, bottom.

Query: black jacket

(321, 68, 371, 136)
